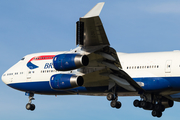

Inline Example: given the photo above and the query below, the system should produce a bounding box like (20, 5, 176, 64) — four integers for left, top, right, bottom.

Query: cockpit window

(21, 57, 25, 60)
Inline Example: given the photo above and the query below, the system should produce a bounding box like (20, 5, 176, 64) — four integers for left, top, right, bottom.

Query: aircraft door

(165, 60, 172, 73)
(26, 70, 32, 81)
(9, 74, 14, 83)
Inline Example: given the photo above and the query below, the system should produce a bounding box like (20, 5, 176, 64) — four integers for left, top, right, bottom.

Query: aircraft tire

(147, 102, 154, 110)
(133, 100, 139, 107)
(30, 104, 35, 111)
(140, 101, 147, 108)
(107, 93, 114, 101)
(116, 101, 121, 109)
(26, 103, 31, 110)
(110, 100, 117, 108)
(154, 104, 165, 112)
(152, 110, 158, 117)
(157, 112, 162, 118)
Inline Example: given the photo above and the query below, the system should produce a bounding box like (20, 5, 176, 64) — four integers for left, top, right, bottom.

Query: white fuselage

(119, 51, 180, 78)
(2, 50, 180, 94)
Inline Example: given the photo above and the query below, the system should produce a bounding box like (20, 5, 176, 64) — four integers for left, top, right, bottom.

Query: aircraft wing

(77, 3, 144, 92)
(77, 2, 109, 47)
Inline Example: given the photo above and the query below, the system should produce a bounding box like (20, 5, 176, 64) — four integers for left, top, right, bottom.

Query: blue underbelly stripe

(7, 81, 110, 94)
(133, 77, 180, 90)
(7, 77, 180, 93)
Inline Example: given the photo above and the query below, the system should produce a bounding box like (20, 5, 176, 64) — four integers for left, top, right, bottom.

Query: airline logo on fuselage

(27, 55, 55, 70)
(44, 63, 53, 69)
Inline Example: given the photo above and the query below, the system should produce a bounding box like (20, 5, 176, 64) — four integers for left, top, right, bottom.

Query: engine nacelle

(49, 74, 84, 90)
(53, 54, 89, 71)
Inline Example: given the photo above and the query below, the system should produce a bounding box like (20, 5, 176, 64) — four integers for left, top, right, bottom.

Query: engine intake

(53, 54, 89, 71)
(49, 74, 84, 90)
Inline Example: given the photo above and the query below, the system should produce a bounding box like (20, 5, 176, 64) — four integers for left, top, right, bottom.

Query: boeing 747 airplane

(2, 2, 180, 118)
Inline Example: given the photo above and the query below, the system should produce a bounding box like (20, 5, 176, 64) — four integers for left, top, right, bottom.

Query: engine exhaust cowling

(49, 74, 84, 90)
(53, 54, 89, 71)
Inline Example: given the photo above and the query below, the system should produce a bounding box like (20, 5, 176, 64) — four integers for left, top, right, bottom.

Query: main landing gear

(133, 93, 174, 118)
(133, 99, 164, 118)
(107, 86, 122, 109)
(107, 93, 122, 109)
(25, 92, 36, 111)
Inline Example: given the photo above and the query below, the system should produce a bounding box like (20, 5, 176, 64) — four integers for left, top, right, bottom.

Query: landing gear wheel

(154, 104, 165, 112)
(140, 101, 147, 109)
(143, 102, 154, 110)
(26, 103, 35, 111)
(133, 100, 140, 107)
(30, 104, 35, 111)
(26, 103, 31, 110)
(152, 110, 162, 118)
(157, 112, 162, 118)
(110, 100, 117, 108)
(107, 93, 115, 101)
(160, 105, 165, 112)
(116, 101, 122, 109)
(152, 110, 158, 117)
(147, 102, 154, 110)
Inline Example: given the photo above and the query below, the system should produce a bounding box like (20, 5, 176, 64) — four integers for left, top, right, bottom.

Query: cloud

(145, 2, 180, 14)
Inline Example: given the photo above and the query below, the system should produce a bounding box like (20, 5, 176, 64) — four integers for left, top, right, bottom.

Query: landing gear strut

(107, 86, 122, 109)
(25, 92, 35, 111)
(133, 93, 174, 118)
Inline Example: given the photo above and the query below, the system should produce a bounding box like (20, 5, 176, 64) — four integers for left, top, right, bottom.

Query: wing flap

(81, 46, 144, 92)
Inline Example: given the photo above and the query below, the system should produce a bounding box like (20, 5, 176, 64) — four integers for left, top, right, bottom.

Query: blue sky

(1, 0, 180, 119)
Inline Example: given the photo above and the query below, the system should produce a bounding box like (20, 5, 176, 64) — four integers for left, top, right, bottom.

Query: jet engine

(49, 74, 84, 90)
(53, 54, 89, 71)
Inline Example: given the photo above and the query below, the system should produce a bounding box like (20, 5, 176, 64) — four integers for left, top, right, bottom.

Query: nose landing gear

(25, 92, 35, 111)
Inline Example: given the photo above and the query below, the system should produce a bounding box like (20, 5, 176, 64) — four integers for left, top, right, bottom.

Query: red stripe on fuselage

(28, 55, 56, 62)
